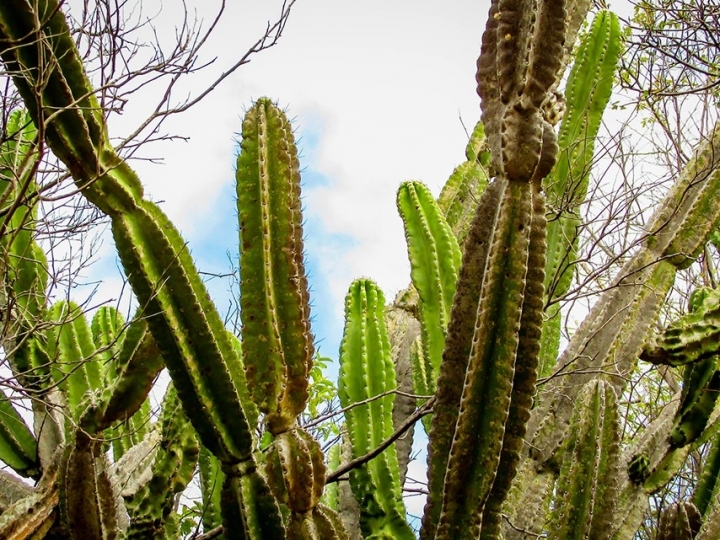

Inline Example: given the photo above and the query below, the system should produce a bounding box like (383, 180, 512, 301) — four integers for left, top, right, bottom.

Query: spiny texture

(540, 10, 623, 376)
(0, 110, 50, 392)
(339, 279, 415, 540)
(436, 120, 491, 245)
(476, 0, 566, 183)
(546, 380, 621, 540)
(397, 181, 461, 398)
(642, 287, 720, 366)
(421, 177, 547, 539)
(236, 98, 313, 436)
(419, 0, 566, 536)
(124, 385, 199, 539)
(669, 357, 720, 448)
(521, 120, 720, 534)
(656, 502, 702, 540)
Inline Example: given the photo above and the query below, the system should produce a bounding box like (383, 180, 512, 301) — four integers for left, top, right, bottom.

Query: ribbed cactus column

(236, 98, 312, 436)
(236, 98, 346, 539)
(546, 379, 621, 540)
(0, 109, 51, 392)
(338, 279, 414, 540)
(656, 502, 702, 540)
(397, 181, 461, 400)
(540, 10, 623, 377)
(419, 0, 566, 538)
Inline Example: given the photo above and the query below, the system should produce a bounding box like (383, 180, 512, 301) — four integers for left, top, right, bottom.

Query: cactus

(540, 10, 623, 376)
(397, 181, 461, 401)
(656, 501, 702, 540)
(545, 379, 621, 540)
(123, 385, 199, 539)
(338, 279, 415, 540)
(7, 1, 720, 539)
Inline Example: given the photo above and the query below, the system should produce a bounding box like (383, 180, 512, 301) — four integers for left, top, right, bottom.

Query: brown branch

(325, 396, 435, 485)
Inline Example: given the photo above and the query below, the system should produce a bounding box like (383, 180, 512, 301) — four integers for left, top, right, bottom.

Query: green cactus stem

(546, 379, 621, 540)
(522, 120, 720, 515)
(540, 10, 623, 376)
(693, 431, 720, 520)
(0, 110, 49, 391)
(79, 314, 164, 436)
(397, 181, 461, 397)
(0, 387, 39, 478)
(322, 443, 341, 512)
(47, 300, 103, 416)
(339, 279, 415, 540)
(236, 97, 313, 437)
(642, 287, 720, 366)
(91, 306, 125, 377)
(670, 361, 720, 448)
(199, 446, 225, 538)
(436, 120, 491, 245)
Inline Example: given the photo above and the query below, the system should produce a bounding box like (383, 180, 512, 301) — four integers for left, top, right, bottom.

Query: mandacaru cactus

(545, 379, 621, 540)
(5, 0, 720, 539)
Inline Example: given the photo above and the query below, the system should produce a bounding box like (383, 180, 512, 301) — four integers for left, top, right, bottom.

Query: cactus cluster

(3, 0, 720, 539)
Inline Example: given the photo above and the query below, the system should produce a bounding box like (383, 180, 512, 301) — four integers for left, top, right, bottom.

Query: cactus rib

(423, 178, 543, 539)
(339, 279, 414, 540)
(397, 181, 461, 396)
(236, 98, 313, 436)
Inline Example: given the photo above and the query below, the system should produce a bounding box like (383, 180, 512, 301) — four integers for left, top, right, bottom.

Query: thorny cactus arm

(642, 287, 720, 367)
(339, 279, 415, 540)
(0, 110, 51, 392)
(237, 98, 346, 539)
(545, 380, 621, 540)
(540, 10, 623, 376)
(397, 181, 461, 398)
(656, 502, 702, 540)
(420, 0, 568, 537)
(123, 385, 199, 539)
(0, 388, 39, 479)
(436, 121, 491, 245)
(236, 98, 313, 436)
(47, 301, 103, 417)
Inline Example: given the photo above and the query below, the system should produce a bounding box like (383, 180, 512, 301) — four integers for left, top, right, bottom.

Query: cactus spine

(540, 10, 623, 376)
(339, 279, 415, 540)
(397, 181, 461, 399)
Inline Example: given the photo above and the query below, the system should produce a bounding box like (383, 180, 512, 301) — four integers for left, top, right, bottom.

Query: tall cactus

(338, 279, 415, 540)
(397, 181, 461, 400)
(545, 380, 621, 540)
(540, 10, 623, 376)
(6, 0, 720, 539)
(416, 0, 568, 536)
